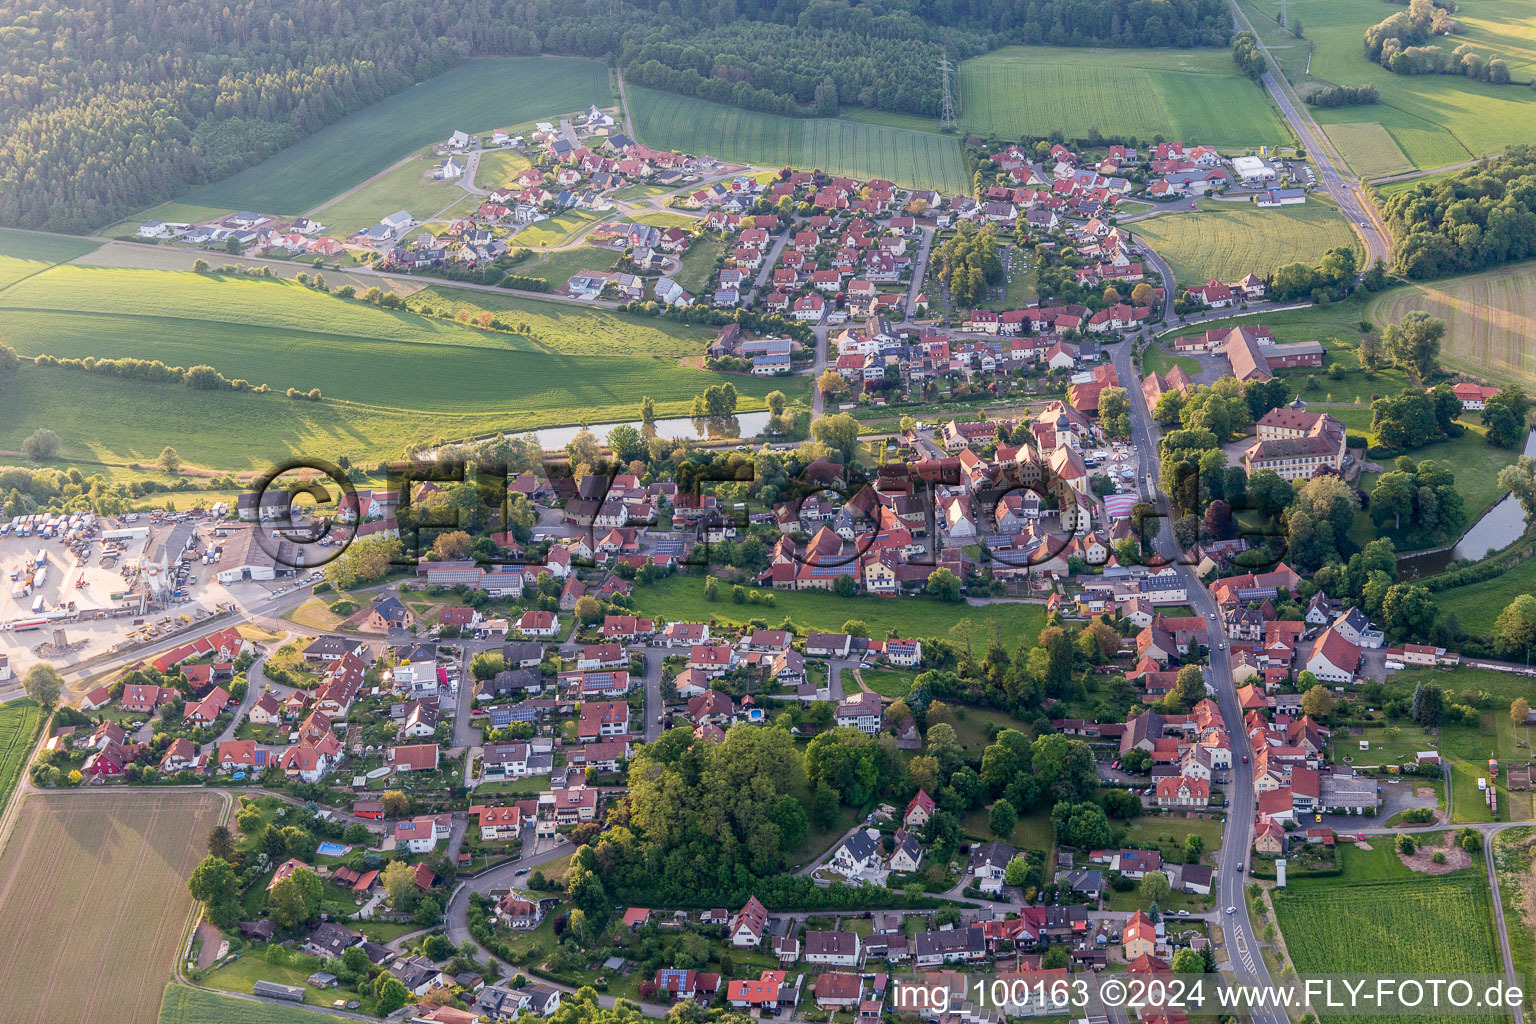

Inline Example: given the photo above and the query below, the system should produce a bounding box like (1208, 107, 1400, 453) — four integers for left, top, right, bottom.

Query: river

(1397, 427, 1536, 579)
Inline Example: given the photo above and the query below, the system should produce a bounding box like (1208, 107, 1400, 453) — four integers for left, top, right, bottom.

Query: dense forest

(1380, 145, 1536, 279)
(0, 0, 1230, 231)
(0, 0, 480, 230)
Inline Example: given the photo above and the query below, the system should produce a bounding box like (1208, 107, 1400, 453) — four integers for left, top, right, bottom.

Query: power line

(939, 55, 956, 130)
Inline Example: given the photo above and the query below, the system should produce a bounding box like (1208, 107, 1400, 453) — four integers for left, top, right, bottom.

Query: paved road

(214, 654, 280, 744)
(742, 226, 791, 308)
(1228, 0, 1391, 268)
(1483, 829, 1526, 1024)
(1111, 335, 1284, 1024)
(904, 227, 934, 314)
(1370, 157, 1491, 186)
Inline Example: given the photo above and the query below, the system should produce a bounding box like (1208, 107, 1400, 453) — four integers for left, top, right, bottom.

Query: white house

(835, 691, 884, 735)
(392, 814, 451, 853)
(729, 896, 770, 947)
(1304, 624, 1362, 684)
(827, 828, 881, 878)
(804, 930, 862, 967)
(968, 841, 1015, 894)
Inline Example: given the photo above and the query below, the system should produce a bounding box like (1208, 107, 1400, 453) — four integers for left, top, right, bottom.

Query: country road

(1227, 0, 1392, 267)
(1112, 333, 1285, 1024)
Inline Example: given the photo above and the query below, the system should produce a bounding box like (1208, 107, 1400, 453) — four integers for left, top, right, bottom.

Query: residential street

(1112, 335, 1283, 1022)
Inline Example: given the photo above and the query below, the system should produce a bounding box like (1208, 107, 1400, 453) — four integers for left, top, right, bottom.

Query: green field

(1131, 198, 1361, 286)
(631, 574, 1046, 648)
(1273, 871, 1502, 1024)
(1243, 0, 1536, 173)
(0, 700, 43, 814)
(1431, 555, 1536, 636)
(0, 265, 788, 468)
(1353, 410, 1514, 519)
(957, 46, 1289, 149)
(627, 86, 970, 194)
(1320, 122, 1416, 180)
(160, 985, 349, 1024)
(1370, 263, 1536, 391)
(309, 153, 467, 238)
(151, 57, 612, 219)
(0, 228, 98, 290)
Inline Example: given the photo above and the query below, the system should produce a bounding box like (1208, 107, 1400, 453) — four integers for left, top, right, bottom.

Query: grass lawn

(309, 153, 466, 237)
(202, 952, 375, 1013)
(1273, 867, 1502, 1024)
(627, 86, 970, 195)
(475, 148, 534, 190)
(673, 238, 725, 296)
(627, 211, 699, 231)
(1316, 406, 1516, 532)
(1246, 0, 1536, 173)
(786, 778, 865, 869)
(158, 57, 612, 218)
(1141, 342, 1201, 379)
(355, 921, 422, 944)
(283, 598, 347, 631)
(509, 247, 622, 288)
(0, 264, 791, 469)
(1431, 554, 1536, 635)
(858, 668, 917, 699)
(159, 984, 350, 1024)
(1329, 720, 1439, 770)
(957, 46, 1289, 149)
(1130, 198, 1361, 285)
(611, 184, 673, 201)
(964, 805, 1056, 856)
(1370, 262, 1536, 391)
(0, 699, 43, 814)
(1119, 815, 1226, 863)
(0, 227, 98, 290)
(514, 208, 613, 248)
(947, 706, 1033, 755)
(631, 575, 1046, 649)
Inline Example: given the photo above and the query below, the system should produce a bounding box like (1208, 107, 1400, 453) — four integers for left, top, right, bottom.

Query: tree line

(1381, 146, 1536, 279)
(0, 0, 473, 230)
